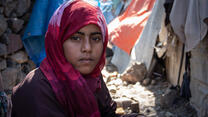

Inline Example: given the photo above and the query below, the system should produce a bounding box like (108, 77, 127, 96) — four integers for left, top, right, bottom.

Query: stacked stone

(0, 0, 36, 94)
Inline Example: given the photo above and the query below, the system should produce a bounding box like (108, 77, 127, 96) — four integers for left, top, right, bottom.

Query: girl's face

(63, 24, 103, 75)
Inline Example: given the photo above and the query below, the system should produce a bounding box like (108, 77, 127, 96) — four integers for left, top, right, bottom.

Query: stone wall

(0, 0, 36, 94)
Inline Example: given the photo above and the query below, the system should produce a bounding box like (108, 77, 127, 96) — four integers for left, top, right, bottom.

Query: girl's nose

(81, 36, 92, 53)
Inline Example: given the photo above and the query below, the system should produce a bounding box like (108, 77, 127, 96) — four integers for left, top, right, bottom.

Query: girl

(11, 0, 139, 117)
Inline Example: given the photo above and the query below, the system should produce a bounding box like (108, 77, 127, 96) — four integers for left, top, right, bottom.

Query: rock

(142, 78, 151, 86)
(10, 51, 28, 64)
(144, 108, 151, 114)
(106, 72, 118, 83)
(1, 67, 18, 90)
(6, 58, 17, 68)
(108, 85, 117, 94)
(160, 88, 178, 108)
(0, 15, 8, 36)
(143, 107, 157, 115)
(21, 13, 30, 22)
(159, 111, 166, 117)
(4, 1, 17, 17)
(10, 12, 17, 18)
(151, 79, 156, 85)
(109, 71, 118, 78)
(7, 34, 23, 54)
(121, 62, 147, 84)
(0, 7, 4, 14)
(155, 76, 163, 81)
(21, 63, 31, 74)
(108, 78, 123, 87)
(106, 64, 118, 73)
(165, 112, 174, 117)
(0, 59, 6, 70)
(115, 98, 132, 109)
(131, 102, 140, 113)
(123, 81, 128, 86)
(0, 43, 7, 56)
(16, 0, 31, 17)
(116, 107, 125, 115)
(115, 99, 123, 108)
(8, 18, 24, 33)
(17, 71, 26, 84)
(27, 60, 36, 71)
(0, 33, 10, 44)
(5, 27, 12, 34)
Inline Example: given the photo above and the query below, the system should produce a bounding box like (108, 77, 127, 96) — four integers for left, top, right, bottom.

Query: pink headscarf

(40, 0, 108, 116)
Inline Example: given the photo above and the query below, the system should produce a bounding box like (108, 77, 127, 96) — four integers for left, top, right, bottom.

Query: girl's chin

(78, 67, 94, 75)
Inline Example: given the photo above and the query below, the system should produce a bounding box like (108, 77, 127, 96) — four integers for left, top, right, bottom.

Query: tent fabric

(99, 0, 130, 24)
(100, 0, 115, 24)
(108, 0, 156, 54)
(170, 0, 208, 52)
(111, 0, 165, 73)
(131, 0, 165, 70)
(22, 0, 69, 66)
(111, 46, 130, 73)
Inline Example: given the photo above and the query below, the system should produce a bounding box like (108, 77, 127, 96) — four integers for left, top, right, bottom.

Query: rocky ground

(102, 66, 198, 117)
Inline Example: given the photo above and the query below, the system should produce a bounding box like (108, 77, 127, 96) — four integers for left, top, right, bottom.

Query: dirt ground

(102, 67, 198, 117)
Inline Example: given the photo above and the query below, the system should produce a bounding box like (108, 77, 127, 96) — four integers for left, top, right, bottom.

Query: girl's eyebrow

(76, 31, 102, 36)
(91, 32, 102, 36)
(76, 31, 85, 35)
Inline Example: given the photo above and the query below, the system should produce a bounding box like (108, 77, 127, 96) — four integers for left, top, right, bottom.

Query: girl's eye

(70, 36, 81, 41)
(92, 37, 102, 42)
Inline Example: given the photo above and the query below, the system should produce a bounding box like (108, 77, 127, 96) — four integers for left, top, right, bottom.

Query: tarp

(108, 0, 155, 54)
(131, 0, 165, 70)
(111, 0, 165, 73)
(22, 0, 69, 66)
(100, 0, 115, 24)
(170, 0, 208, 52)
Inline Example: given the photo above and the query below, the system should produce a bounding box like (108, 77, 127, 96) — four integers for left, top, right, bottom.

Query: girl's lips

(79, 58, 93, 64)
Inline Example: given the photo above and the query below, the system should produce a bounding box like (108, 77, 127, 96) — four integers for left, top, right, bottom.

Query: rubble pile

(102, 63, 197, 117)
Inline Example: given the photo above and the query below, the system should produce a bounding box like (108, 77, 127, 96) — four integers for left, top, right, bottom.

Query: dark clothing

(11, 68, 118, 117)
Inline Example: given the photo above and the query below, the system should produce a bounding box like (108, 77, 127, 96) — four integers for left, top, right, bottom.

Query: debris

(142, 78, 151, 86)
(121, 62, 147, 84)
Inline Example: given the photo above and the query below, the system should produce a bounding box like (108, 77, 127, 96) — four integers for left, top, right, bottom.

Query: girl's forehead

(78, 24, 101, 32)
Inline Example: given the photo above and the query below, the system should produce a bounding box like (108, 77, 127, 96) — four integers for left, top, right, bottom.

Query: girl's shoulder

(12, 68, 48, 94)
(11, 68, 66, 117)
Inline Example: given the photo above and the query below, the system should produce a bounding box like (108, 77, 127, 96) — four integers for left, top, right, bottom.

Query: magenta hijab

(40, 0, 108, 116)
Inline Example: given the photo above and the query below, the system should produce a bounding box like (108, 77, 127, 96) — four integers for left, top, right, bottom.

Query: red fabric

(108, 0, 155, 54)
(40, 1, 108, 117)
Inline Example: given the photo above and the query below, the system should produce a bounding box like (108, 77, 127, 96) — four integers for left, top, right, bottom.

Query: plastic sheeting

(108, 0, 156, 54)
(131, 0, 165, 70)
(100, 0, 126, 24)
(22, 0, 69, 66)
(111, 0, 165, 73)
